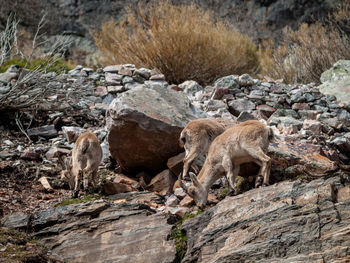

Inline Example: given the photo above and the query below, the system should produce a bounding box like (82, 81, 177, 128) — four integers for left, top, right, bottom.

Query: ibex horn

(189, 172, 201, 187)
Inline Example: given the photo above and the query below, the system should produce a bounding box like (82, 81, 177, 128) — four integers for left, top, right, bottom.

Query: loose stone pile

(1, 61, 350, 263)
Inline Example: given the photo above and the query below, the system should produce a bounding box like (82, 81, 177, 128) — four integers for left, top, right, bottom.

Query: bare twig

(0, 15, 18, 66)
(0, 13, 72, 111)
(15, 112, 32, 142)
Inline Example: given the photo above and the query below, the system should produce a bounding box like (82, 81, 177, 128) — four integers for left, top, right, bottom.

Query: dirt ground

(0, 129, 73, 217)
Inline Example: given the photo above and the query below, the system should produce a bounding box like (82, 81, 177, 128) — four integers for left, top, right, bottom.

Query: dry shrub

(333, 0, 350, 33)
(259, 21, 350, 84)
(93, 1, 259, 85)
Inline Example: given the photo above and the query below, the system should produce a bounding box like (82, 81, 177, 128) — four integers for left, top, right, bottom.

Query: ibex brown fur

(179, 119, 226, 179)
(61, 131, 102, 197)
(179, 120, 273, 208)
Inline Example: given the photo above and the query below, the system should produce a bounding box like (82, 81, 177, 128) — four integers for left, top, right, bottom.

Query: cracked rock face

(181, 174, 350, 263)
(18, 200, 176, 263)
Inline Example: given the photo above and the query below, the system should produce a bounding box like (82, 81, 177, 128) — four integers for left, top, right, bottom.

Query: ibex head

(179, 172, 208, 209)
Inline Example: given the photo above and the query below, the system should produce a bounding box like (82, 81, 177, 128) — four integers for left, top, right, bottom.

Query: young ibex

(179, 120, 273, 208)
(61, 131, 102, 197)
(179, 119, 227, 179)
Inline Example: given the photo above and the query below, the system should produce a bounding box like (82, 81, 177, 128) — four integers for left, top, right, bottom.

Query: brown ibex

(179, 118, 236, 179)
(61, 131, 102, 197)
(179, 120, 273, 208)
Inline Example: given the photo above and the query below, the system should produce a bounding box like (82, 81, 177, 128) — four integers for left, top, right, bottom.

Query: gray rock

(206, 99, 228, 111)
(302, 120, 322, 135)
(298, 110, 318, 120)
(0, 85, 11, 94)
(290, 89, 305, 103)
(144, 80, 168, 89)
(320, 60, 350, 83)
(102, 93, 115, 106)
(103, 65, 122, 73)
(125, 82, 142, 90)
(105, 73, 123, 85)
(256, 104, 276, 119)
(62, 126, 86, 143)
(133, 68, 151, 79)
(320, 117, 342, 129)
(174, 187, 187, 199)
(237, 111, 257, 122)
(271, 108, 300, 119)
(132, 74, 146, 83)
(312, 105, 329, 112)
(100, 142, 110, 162)
(337, 109, 350, 126)
(304, 92, 315, 102)
(68, 65, 83, 76)
(107, 85, 125, 94)
(45, 146, 71, 159)
(330, 136, 350, 152)
(1, 212, 30, 229)
(268, 116, 303, 130)
(165, 195, 180, 207)
(88, 73, 102, 81)
(107, 85, 206, 173)
(121, 76, 134, 85)
(237, 74, 255, 87)
(28, 125, 58, 139)
(179, 80, 203, 96)
(119, 65, 134, 76)
(249, 89, 264, 96)
(150, 73, 166, 81)
(214, 75, 239, 90)
(94, 103, 109, 113)
(318, 60, 350, 103)
(228, 99, 255, 116)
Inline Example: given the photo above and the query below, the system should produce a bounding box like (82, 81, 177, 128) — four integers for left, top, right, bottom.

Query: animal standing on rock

(61, 132, 102, 197)
(179, 118, 227, 179)
(179, 120, 273, 208)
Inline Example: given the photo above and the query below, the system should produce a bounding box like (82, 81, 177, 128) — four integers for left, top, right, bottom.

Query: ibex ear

(189, 172, 201, 187)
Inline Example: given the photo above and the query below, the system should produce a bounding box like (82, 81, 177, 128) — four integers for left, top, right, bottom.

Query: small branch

(15, 112, 32, 142)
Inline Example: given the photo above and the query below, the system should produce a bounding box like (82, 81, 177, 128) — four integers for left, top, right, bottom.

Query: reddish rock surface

(182, 175, 350, 263)
(107, 86, 205, 173)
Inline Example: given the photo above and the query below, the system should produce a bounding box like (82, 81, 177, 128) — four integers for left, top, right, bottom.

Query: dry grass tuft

(259, 16, 350, 84)
(93, 1, 259, 85)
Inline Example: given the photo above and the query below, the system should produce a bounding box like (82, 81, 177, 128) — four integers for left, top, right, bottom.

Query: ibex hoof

(255, 176, 264, 188)
(71, 190, 79, 198)
(227, 189, 236, 196)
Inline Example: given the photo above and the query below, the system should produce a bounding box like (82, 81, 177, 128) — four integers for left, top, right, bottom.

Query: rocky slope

(0, 0, 343, 64)
(0, 60, 350, 262)
(182, 174, 350, 262)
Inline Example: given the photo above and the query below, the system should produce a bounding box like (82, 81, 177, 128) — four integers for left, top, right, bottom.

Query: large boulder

(182, 175, 350, 262)
(107, 85, 206, 174)
(318, 60, 350, 103)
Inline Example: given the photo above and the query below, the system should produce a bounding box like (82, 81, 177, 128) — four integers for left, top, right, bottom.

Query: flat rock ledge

(182, 173, 350, 263)
(2, 199, 176, 263)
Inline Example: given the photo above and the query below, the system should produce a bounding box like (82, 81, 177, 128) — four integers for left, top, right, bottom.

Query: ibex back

(179, 118, 233, 179)
(179, 120, 273, 208)
(61, 131, 102, 197)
